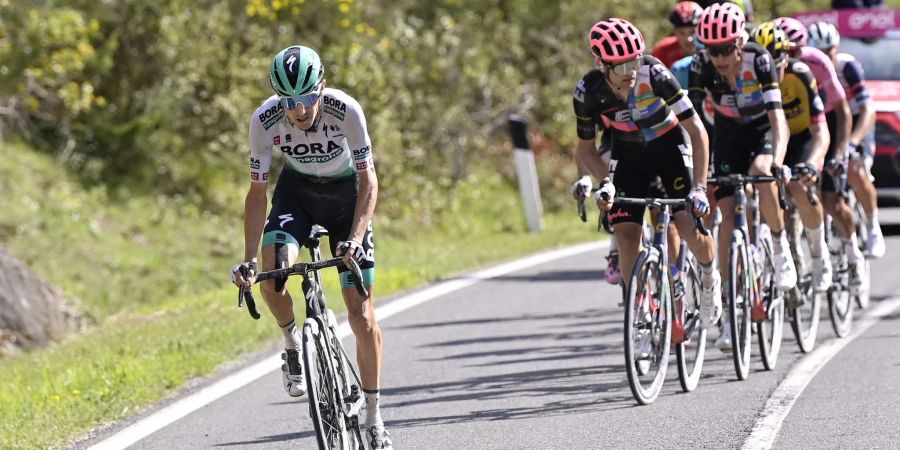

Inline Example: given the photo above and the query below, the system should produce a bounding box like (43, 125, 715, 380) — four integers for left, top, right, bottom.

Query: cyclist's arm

(577, 137, 609, 181)
(243, 183, 268, 262)
(843, 59, 876, 146)
(768, 108, 790, 165)
(349, 167, 377, 244)
(809, 121, 830, 168)
(833, 97, 852, 160)
(681, 114, 709, 186)
(796, 62, 830, 167)
(850, 101, 876, 147)
(343, 96, 377, 244)
(756, 51, 787, 164)
(245, 112, 275, 262)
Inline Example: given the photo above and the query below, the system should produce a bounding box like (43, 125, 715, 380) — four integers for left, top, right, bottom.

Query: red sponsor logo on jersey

(262, 173, 269, 181)
(356, 162, 369, 170)
(273, 136, 280, 145)
(251, 172, 259, 181)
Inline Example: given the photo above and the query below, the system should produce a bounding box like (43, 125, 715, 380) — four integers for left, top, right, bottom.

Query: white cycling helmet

(807, 21, 840, 50)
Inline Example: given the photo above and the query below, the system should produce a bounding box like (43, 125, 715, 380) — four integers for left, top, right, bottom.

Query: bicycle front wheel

(728, 230, 752, 380)
(303, 321, 344, 450)
(787, 228, 821, 353)
(623, 248, 672, 405)
(827, 228, 854, 338)
(325, 310, 365, 450)
(675, 254, 706, 393)
(756, 229, 784, 371)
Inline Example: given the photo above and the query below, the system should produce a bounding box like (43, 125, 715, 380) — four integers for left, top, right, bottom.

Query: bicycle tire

(756, 228, 784, 371)
(728, 230, 752, 380)
(675, 253, 706, 393)
(325, 310, 366, 450)
(623, 248, 672, 405)
(826, 221, 854, 338)
(303, 322, 344, 450)
(786, 223, 821, 353)
(852, 201, 871, 309)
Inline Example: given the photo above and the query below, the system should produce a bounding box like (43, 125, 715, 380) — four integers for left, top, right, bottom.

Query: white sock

(867, 211, 880, 234)
(773, 229, 789, 256)
(609, 234, 619, 252)
(698, 260, 716, 286)
(845, 233, 862, 263)
(364, 389, 383, 428)
(280, 319, 301, 349)
(805, 224, 825, 258)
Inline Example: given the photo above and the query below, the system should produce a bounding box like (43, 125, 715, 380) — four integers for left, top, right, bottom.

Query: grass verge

(0, 142, 606, 449)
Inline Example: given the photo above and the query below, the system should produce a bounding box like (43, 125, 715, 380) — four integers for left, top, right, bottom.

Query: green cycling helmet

(269, 46, 324, 96)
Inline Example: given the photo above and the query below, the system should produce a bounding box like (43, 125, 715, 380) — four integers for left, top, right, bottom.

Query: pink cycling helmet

(773, 17, 808, 47)
(697, 3, 745, 45)
(589, 18, 646, 63)
(670, 1, 703, 28)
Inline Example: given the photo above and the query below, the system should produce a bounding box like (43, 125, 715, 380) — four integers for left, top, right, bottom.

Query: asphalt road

(80, 209, 900, 449)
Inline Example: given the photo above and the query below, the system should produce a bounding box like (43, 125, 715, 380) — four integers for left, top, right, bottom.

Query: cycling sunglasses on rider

(280, 82, 323, 110)
(606, 57, 642, 76)
(706, 41, 738, 57)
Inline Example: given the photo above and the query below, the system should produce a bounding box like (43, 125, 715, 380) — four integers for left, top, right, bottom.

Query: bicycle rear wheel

(787, 227, 821, 353)
(756, 229, 784, 371)
(728, 230, 752, 380)
(623, 248, 672, 405)
(303, 321, 345, 450)
(675, 254, 706, 393)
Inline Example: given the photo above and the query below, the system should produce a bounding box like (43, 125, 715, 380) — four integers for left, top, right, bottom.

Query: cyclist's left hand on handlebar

(593, 178, 615, 211)
(794, 162, 818, 186)
(774, 164, 792, 185)
(688, 186, 710, 217)
(231, 261, 257, 288)
(570, 176, 592, 200)
(336, 240, 366, 266)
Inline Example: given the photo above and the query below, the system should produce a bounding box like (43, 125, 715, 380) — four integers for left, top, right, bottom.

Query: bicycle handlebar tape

(348, 259, 369, 299)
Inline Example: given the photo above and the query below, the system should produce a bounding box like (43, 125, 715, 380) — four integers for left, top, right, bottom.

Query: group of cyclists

(223, 1, 888, 446)
(571, 1, 885, 355)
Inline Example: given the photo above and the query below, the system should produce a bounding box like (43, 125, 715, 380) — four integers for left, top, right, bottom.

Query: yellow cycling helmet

(750, 21, 791, 62)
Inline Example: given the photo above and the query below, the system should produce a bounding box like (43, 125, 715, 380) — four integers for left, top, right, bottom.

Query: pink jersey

(797, 46, 846, 113)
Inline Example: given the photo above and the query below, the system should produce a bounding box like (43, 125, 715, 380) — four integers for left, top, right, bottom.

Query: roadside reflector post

(508, 114, 544, 233)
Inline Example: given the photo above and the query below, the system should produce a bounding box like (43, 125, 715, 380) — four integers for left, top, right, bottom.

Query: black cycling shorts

(608, 128, 693, 226)
(712, 117, 774, 200)
(262, 169, 375, 286)
(784, 130, 814, 168)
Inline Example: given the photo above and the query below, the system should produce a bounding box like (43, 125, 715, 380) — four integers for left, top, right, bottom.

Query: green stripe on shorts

(340, 267, 375, 288)
(262, 230, 300, 248)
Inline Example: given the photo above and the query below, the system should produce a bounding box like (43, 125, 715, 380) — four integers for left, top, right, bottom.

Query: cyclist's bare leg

(259, 243, 301, 328)
(672, 210, 715, 265)
(787, 180, 823, 229)
(823, 191, 855, 238)
(615, 222, 644, 288)
(749, 169, 785, 234)
(847, 158, 877, 218)
(342, 286, 383, 391)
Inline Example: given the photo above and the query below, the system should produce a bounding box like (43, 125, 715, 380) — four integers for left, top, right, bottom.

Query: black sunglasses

(707, 42, 738, 57)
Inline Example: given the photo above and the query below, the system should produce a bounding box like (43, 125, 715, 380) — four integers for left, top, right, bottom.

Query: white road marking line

(742, 295, 900, 450)
(89, 241, 608, 450)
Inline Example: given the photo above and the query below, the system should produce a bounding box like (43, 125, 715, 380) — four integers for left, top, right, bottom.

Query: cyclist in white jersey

(231, 45, 392, 449)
